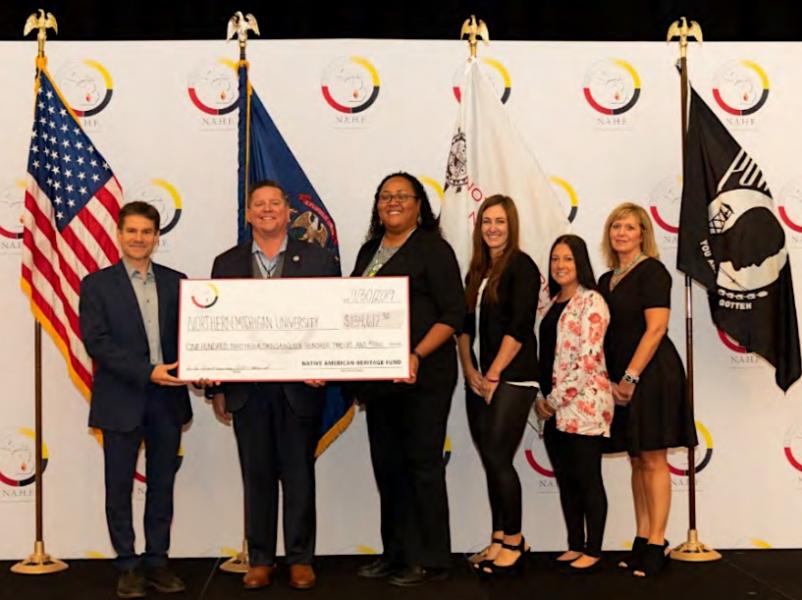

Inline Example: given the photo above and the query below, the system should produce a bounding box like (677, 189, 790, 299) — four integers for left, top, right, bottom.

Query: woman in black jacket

(351, 172, 464, 587)
(457, 195, 540, 577)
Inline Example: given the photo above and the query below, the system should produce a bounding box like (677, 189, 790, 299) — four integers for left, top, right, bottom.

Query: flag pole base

(11, 541, 69, 574)
(219, 540, 249, 573)
(670, 529, 722, 562)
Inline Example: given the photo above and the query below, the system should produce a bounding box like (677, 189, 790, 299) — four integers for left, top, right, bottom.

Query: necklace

(255, 251, 279, 278)
(364, 228, 416, 277)
(613, 252, 644, 276)
(610, 253, 644, 289)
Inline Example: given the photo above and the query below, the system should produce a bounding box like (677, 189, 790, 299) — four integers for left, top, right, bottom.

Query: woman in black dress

(351, 172, 464, 587)
(457, 195, 540, 577)
(598, 203, 697, 578)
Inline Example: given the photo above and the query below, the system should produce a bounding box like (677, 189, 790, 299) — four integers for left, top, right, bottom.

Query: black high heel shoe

(618, 536, 647, 570)
(481, 538, 529, 578)
(470, 536, 503, 573)
(633, 541, 670, 578)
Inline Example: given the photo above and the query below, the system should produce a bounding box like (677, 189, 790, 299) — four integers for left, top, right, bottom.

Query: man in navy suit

(209, 180, 339, 590)
(80, 201, 191, 598)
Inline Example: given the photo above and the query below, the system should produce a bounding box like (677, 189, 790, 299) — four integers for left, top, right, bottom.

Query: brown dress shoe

(289, 564, 316, 590)
(243, 565, 275, 590)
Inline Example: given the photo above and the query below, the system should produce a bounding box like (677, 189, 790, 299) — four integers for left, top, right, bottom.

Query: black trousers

(543, 418, 608, 557)
(466, 383, 535, 534)
(232, 385, 321, 566)
(364, 369, 455, 569)
(102, 386, 181, 571)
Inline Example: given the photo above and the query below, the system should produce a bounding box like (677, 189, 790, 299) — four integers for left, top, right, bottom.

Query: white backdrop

(1, 40, 802, 560)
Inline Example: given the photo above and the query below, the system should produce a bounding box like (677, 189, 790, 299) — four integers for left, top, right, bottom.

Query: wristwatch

(622, 371, 639, 385)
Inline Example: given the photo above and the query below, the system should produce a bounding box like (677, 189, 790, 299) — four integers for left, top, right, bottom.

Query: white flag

(441, 59, 570, 303)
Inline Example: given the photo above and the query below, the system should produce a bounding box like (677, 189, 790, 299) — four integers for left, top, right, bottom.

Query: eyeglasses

(378, 192, 418, 204)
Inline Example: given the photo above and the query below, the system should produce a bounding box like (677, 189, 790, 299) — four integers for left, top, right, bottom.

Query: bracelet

(485, 376, 500, 383)
(622, 371, 639, 385)
(412, 350, 423, 362)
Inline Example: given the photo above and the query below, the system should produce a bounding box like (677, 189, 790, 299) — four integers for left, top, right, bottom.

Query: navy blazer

(79, 261, 192, 432)
(210, 236, 340, 416)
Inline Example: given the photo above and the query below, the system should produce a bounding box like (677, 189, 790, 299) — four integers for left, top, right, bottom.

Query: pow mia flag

(678, 88, 801, 391)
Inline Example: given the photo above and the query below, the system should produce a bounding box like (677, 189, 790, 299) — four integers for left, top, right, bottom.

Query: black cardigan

(351, 228, 465, 389)
(463, 251, 541, 382)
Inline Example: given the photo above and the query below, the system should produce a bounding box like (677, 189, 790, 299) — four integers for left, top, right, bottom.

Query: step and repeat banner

(1, 40, 802, 559)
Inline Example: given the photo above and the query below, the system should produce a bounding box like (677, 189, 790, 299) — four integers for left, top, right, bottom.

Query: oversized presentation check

(178, 277, 410, 381)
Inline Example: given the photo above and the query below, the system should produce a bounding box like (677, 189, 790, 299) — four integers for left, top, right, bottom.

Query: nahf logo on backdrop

(127, 179, 184, 250)
(582, 58, 641, 128)
(187, 58, 239, 130)
(418, 176, 445, 216)
(649, 174, 682, 246)
(0, 428, 49, 502)
(783, 423, 802, 485)
(55, 59, 114, 130)
(549, 176, 579, 223)
(522, 423, 558, 492)
(443, 436, 453, 467)
(718, 327, 763, 368)
(321, 56, 381, 126)
(452, 57, 512, 104)
(712, 60, 770, 129)
(667, 421, 714, 488)
(0, 179, 26, 254)
(778, 177, 802, 248)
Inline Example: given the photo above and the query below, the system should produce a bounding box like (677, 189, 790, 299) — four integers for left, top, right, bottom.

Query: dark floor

(1, 551, 800, 600)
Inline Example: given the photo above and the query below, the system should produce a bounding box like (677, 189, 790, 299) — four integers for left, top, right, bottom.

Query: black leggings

(466, 383, 536, 534)
(543, 418, 608, 557)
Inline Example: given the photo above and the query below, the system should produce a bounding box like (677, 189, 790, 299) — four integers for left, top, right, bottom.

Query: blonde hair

(601, 202, 659, 268)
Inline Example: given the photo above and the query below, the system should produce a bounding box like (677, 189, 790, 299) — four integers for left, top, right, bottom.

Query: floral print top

(541, 287, 613, 436)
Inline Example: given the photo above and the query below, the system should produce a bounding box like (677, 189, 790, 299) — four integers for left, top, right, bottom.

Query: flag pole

(12, 8, 68, 576)
(667, 17, 721, 563)
(218, 10, 260, 575)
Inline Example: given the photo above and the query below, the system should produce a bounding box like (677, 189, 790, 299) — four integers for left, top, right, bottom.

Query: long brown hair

(465, 195, 521, 310)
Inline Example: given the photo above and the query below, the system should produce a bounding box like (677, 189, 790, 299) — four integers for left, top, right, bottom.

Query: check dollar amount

(178, 277, 410, 381)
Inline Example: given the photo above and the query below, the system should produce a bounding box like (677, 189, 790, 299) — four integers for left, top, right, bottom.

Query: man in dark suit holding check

(79, 201, 191, 598)
(209, 179, 339, 591)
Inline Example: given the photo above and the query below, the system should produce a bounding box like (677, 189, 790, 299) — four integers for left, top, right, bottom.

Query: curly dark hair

(364, 172, 440, 241)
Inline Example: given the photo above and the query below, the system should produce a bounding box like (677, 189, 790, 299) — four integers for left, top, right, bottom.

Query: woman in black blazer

(351, 172, 464, 587)
(457, 195, 540, 577)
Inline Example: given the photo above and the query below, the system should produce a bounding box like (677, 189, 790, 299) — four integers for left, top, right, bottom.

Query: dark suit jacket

(210, 236, 340, 416)
(351, 228, 464, 395)
(463, 251, 541, 382)
(79, 261, 192, 432)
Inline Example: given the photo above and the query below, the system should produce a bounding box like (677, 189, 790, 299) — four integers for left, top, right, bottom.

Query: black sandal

(470, 536, 503, 570)
(633, 541, 670, 578)
(481, 538, 529, 578)
(618, 536, 647, 570)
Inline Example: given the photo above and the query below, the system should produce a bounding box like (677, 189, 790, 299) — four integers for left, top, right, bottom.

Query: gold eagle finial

(460, 15, 489, 59)
(23, 9, 58, 59)
(227, 11, 260, 58)
(667, 17, 703, 58)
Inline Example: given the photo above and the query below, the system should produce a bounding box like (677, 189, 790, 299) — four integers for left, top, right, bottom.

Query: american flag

(20, 69, 122, 397)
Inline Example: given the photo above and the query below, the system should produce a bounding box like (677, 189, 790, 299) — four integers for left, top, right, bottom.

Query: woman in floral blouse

(535, 234, 613, 573)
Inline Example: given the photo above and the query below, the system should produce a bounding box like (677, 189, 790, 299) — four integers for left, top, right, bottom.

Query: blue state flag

(238, 61, 353, 454)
